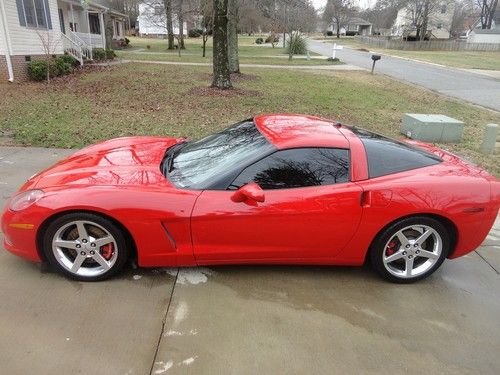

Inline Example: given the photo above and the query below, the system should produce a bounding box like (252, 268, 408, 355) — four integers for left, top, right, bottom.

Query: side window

(230, 148, 350, 190)
(351, 127, 441, 178)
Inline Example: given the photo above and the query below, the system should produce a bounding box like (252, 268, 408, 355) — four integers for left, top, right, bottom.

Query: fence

(355, 36, 500, 51)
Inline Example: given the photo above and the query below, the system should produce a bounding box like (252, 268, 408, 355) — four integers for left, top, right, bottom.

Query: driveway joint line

(475, 250, 500, 275)
(149, 268, 179, 375)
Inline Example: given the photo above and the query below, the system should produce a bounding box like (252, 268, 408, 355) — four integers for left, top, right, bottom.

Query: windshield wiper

(161, 142, 188, 177)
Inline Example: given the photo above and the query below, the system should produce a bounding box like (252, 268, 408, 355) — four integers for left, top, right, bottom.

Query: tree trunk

(486, 0, 498, 29)
(164, 0, 174, 49)
(212, 0, 231, 89)
(178, 0, 185, 49)
(335, 18, 340, 38)
(420, 0, 429, 41)
(227, 0, 239, 74)
(202, 32, 208, 57)
(104, 12, 114, 49)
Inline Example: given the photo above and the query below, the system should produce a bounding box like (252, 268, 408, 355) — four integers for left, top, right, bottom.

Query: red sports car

(2, 115, 499, 283)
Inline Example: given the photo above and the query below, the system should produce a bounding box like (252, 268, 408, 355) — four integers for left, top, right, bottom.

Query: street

(308, 40, 500, 112)
(1, 147, 499, 374)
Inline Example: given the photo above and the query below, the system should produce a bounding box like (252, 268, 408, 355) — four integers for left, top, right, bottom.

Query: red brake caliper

(100, 243, 114, 260)
(386, 241, 397, 256)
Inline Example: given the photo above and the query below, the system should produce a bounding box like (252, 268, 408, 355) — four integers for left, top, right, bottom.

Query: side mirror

(231, 183, 265, 203)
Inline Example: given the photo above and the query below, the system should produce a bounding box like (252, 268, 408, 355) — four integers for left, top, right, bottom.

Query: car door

(191, 147, 364, 263)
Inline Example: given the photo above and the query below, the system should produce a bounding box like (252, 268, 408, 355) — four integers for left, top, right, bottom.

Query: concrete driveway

(1, 146, 499, 374)
(308, 40, 500, 112)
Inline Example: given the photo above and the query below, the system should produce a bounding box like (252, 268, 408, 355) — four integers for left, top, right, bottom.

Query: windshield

(165, 120, 275, 189)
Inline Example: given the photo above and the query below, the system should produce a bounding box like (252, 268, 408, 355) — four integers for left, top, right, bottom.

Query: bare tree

(176, 0, 186, 49)
(361, 0, 404, 34)
(197, 0, 213, 57)
(36, 30, 61, 83)
(450, 0, 476, 37)
(402, 0, 441, 40)
(212, 0, 232, 89)
(164, 0, 175, 49)
(323, 0, 355, 38)
(476, 0, 498, 29)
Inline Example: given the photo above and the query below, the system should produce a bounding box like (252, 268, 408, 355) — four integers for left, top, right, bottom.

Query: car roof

(254, 114, 350, 149)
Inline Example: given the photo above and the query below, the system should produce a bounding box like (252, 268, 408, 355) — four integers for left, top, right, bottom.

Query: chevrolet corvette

(2, 115, 499, 283)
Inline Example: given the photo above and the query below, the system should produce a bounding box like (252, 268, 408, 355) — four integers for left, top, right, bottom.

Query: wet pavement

(1, 147, 499, 374)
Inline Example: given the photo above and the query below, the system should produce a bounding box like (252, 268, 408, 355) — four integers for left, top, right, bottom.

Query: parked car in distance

(2, 115, 499, 283)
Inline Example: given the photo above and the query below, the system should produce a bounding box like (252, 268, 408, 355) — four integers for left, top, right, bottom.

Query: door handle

(360, 191, 370, 207)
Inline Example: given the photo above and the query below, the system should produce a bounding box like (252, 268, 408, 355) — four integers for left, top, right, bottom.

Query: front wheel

(370, 217, 450, 283)
(43, 212, 129, 281)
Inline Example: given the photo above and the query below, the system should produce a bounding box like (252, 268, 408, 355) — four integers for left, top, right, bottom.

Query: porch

(57, 0, 127, 64)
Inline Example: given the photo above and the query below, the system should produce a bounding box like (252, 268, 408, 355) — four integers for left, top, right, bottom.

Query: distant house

(392, 2, 455, 40)
(137, 0, 186, 38)
(468, 9, 500, 43)
(0, 0, 127, 82)
(328, 17, 372, 36)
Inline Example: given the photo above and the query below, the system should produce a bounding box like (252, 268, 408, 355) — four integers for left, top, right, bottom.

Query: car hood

(26, 137, 184, 190)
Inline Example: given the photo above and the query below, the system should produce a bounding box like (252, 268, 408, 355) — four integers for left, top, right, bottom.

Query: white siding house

(392, 2, 455, 40)
(137, 1, 186, 37)
(0, 0, 127, 82)
(468, 9, 500, 44)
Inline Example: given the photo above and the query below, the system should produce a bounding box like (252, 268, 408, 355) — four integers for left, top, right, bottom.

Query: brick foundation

(0, 55, 8, 81)
(0, 54, 48, 82)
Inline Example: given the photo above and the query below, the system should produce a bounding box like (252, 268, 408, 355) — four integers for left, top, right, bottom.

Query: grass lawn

(0, 63, 498, 175)
(116, 36, 342, 66)
(314, 37, 500, 70)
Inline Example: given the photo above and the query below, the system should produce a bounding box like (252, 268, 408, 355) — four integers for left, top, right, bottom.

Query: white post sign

(332, 43, 343, 59)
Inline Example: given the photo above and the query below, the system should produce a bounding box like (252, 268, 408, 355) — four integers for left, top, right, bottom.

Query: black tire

(42, 212, 129, 281)
(370, 216, 450, 283)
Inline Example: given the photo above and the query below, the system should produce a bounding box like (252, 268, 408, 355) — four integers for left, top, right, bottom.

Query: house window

(89, 13, 100, 34)
(441, 4, 447, 14)
(16, 0, 52, 29)
(115, 21, 121, 36)
(437, 23, 443, 29)
(70, 22, 78, 32)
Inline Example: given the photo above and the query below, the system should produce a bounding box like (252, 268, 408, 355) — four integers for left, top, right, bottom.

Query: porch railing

(61, 32, 84, 65)
(68, 31, 93, 60)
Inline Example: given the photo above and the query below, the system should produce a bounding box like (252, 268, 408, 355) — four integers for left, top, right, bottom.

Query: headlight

(9, 190, 44, 211)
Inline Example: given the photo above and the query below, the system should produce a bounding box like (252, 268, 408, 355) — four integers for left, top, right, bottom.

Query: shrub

(326, 31, 334, 36)
(146, 44, 151, 49)
(114, 38, 129, 48)
(286, 33, 308, 55)
(27, 60, 59, 81)
(327, 57, 340, 62)
(255, 37, 264, 44)
(265, 34, 279, 44)
(59, 54, 79, 67)
(105, 48, 116, 59)
(188, 29, 203, 38)
(54, 57, 73, 75)
(92, 48, 106, 60)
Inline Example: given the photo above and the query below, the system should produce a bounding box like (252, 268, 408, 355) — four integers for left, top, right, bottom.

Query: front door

(191, 147, 363, 262)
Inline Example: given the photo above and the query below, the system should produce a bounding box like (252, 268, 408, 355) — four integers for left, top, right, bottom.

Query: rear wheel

(43, 213, 129, 281)
(370, 216, 450, 283)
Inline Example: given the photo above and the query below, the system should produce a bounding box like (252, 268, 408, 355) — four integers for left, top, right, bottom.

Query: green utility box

(401, 114, 464, 143)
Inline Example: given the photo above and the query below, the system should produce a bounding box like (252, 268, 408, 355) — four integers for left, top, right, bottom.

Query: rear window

(348, 127, 442, 178)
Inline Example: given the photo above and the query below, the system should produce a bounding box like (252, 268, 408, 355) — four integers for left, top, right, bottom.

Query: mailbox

(371, 55, 381, 73)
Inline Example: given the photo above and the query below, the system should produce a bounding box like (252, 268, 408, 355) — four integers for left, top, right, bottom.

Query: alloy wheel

(51, 220, 119, 278)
